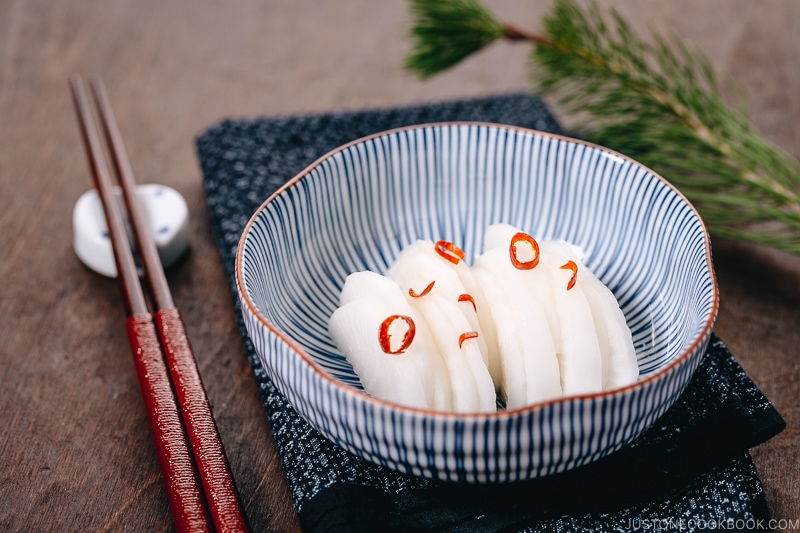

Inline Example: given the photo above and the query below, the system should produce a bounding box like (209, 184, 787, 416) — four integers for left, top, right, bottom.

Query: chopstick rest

(73, 184, 190, 277)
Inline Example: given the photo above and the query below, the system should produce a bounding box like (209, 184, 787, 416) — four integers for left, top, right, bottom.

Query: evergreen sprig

(405, 0, 800, 255)
(405, 0, 507, 78)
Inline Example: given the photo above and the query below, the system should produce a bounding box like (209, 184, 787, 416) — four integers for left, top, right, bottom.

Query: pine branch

(405, 0, 800, 255)
(405, 0, 504, 78)
(405, 0, 552, 77)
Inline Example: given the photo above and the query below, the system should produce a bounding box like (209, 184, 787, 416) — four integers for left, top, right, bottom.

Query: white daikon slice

(389, 240, 463, 297)
(443, 249, 502, 387)
(485, 226, 563, 351)
(331, 271, 435, 407)
(538, 249, 603, 396)
(541, 241, 639, 389)
(389, 240, 493, 374)
(408, 292, 496, 413)
(414, 295, 495, 413)
(482, 222, 522, 253)
(339, 270, 402, 306)
(472, 262, 562, 408)
(465, 266, 524, 408)
(409, 310, 453, 411)
(329, 299, 429, 409)
(395, 276, 454, 411)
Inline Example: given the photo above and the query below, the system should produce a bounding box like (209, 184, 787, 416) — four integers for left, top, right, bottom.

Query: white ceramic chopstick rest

(72, 184, 190, 277)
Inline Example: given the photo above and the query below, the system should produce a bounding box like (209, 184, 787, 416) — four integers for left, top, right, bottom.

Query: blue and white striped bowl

(236, 122, 718, 482)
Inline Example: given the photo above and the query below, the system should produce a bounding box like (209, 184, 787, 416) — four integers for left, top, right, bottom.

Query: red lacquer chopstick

(89, 77, 249, 533)
(70, 76, 213, 533)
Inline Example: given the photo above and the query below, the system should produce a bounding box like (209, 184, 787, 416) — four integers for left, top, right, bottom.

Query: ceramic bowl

(236, 122, 718, 482)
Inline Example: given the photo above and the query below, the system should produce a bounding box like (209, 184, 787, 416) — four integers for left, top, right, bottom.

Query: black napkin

(196, 94, 785, 532)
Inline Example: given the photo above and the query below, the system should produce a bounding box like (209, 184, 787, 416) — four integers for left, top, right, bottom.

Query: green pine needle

(405, 0, 800, 255)
(405, 0, 507, 78)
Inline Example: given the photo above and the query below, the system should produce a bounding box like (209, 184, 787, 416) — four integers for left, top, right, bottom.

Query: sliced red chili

(409, 280, 435, 298)
(560, 260, 578, 290)
(509, 232, 540, 270)
(458, 293, 477, 312)
(435, 240, 465, 265)
(458, 331, 479, 349)
(379, 315, 416, 354)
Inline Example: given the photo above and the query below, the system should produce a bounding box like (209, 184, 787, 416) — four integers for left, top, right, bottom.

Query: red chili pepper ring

(458, 331, 479, 349)
(409, 280, 435, 298)
(435, 240, 465, 265)
(509, 232, 540, 270)
(378, 315, 416, 354)
(458, 293, 477, 312)
(560, 260, 578, 290)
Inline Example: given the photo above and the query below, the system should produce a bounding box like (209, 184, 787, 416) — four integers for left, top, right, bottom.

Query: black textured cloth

(196, 94, 785, 532)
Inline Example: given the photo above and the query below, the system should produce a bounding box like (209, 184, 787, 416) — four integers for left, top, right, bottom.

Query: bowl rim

(235, 121, 719, 420)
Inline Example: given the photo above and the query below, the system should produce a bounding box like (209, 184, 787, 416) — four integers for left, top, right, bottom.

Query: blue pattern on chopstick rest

(238, 122, 716, 482)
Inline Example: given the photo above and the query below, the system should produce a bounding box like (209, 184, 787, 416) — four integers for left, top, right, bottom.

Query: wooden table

(2, 1, 798, 530)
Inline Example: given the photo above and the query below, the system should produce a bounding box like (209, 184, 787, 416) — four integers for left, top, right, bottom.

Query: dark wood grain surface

(1, 1, 798, 531)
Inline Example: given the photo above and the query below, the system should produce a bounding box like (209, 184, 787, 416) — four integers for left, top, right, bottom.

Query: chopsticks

(70, 76, 249, 533)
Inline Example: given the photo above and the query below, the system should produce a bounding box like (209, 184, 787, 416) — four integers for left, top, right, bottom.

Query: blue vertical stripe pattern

(236, 123, 718, 483)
